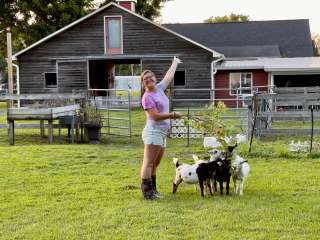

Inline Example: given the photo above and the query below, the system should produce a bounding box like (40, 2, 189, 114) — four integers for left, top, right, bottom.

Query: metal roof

(164, 20, 315, 58)
(217, 57, 320, 72)
(211, 45, 281, 58)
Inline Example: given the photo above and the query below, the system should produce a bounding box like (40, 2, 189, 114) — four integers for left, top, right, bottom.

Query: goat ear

(228, 144, 238, 153)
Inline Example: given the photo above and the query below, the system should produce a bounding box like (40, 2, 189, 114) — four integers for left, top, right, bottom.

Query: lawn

(1, 106, 320, 239)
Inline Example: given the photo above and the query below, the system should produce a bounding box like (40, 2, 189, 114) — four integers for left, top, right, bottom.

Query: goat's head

(222, 143, 238, 160)
(208, 149, 222, 161)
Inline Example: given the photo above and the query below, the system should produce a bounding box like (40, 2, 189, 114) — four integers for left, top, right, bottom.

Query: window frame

(173, 70, 186, 88)
(43, 72, 58, 89)
(229, 72, 253, 95)
(104, 15, 123, 55)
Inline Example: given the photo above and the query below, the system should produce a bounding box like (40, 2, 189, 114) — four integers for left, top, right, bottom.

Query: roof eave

(265, 68, 320, 72)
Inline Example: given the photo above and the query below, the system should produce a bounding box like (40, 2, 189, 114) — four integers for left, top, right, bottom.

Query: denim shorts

(142, 126, 167, 148)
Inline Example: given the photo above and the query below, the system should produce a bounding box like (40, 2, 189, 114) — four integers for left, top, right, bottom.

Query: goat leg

(240, 178, 245, 196)
(172, 178, 183, 194)
(226, 179, 230, 195)
(211, 177, 217, 193)
(219, 181, 223, 195)
(206, 179, 213, 196)
(199, 180, 205, 198)
(232, 176, 237, 194)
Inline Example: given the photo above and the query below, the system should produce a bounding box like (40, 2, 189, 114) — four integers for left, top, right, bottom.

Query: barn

(12, 1, 221, 103)
(12, 1, 320, 107)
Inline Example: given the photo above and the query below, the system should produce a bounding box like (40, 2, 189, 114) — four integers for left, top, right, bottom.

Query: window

(174, 71, 186, 87)
(230, 72, 252, 95)
(104, 16, 123, 54)
(44, 72, 57, 88)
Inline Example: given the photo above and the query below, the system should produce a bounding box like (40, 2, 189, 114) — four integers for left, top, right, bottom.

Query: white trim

(211, 57, 224, 102)
(87, 60, 90, 89)
(104, 15, 123, 54)
(229, 72, 253, 96)
(266, 69, 320, 74)
(12, 63, 20, 95)
(13, 2, 223, 59)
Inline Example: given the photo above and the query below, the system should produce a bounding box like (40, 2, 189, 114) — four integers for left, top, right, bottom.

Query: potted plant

(83, 103, 103, 142)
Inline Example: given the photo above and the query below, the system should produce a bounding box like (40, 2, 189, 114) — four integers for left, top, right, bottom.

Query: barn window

(174, 70, 186, 87)
(44, 72, 57, 88)
(230, 72, 252, 95)
(104, 16, 123, 54)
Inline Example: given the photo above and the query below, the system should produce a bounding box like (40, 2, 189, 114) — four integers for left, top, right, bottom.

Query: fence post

(128, 90, 132, 137)
(249, 93, 258, 153)
(187, 107, 190, 146)
(310, 107, 314, 153)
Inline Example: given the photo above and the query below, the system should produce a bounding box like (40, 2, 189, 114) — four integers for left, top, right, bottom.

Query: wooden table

(7, 104, 80, 145)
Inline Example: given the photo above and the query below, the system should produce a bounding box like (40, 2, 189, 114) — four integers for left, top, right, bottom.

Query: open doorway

(88, 59, 141, 92)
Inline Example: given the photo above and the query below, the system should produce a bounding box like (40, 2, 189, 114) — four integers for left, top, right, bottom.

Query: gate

(169, 88, 253, 145)
(88, 89, 132, 137)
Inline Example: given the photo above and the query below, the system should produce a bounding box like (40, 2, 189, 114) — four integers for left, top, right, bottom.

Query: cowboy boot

(151, 175, 163, 198)
(141, 178, 156, 200)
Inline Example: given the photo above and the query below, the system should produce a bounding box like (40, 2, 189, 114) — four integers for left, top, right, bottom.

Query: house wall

(215, 69, 268, 107)
(17, 5, 213, 96)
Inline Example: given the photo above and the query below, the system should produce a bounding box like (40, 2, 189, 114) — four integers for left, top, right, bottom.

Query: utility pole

(7, 27, 13, 107)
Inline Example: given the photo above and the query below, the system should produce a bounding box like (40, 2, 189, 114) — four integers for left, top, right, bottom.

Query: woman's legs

(151, 147, 165, 196)
(140, 144, 162, 200)
(152, 147, 165, 176)
(141, 144, 162, 180)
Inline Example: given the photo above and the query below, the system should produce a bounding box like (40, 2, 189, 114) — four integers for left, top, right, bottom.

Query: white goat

(231, 155, 250, 196)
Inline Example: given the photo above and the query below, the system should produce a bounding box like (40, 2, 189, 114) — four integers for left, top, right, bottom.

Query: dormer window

(104, 16, 123, 54)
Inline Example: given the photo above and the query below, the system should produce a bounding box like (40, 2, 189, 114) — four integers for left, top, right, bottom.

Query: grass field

(1, 105, 320, 239)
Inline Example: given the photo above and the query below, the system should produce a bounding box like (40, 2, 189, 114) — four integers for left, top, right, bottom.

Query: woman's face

(142, 72, 156, 90)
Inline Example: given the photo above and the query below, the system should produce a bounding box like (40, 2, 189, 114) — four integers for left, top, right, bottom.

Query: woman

(140, 57, 182, 200)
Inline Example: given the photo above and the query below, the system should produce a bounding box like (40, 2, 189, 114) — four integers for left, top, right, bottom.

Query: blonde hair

(140, 70, 154, 82)
(140, 70, 155, 96)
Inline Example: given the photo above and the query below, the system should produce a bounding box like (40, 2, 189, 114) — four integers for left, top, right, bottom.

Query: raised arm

(162, 56, 182, 89)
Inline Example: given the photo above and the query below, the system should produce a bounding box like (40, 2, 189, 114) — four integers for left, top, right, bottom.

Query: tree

(204, 13, 250, 23)
(0, 0, 170, 84)
(0, 0, 94, 85)
(313, 34, 320, 56)
(98, 0, 171, 20)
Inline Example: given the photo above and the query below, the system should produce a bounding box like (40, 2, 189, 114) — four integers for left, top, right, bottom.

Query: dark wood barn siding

(215, 69, 268, 107)
(57, 61, 88, 92)
(17, 5, 213, 96)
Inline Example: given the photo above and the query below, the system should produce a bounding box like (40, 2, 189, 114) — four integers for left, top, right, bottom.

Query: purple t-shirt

(141, 81, 170, 132)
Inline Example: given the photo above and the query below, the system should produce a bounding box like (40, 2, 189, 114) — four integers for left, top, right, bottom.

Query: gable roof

(13, 2, 222, 59)
(164, 20, 315, 58)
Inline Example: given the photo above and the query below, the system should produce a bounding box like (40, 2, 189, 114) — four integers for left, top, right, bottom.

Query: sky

(159, 0, 320, 34)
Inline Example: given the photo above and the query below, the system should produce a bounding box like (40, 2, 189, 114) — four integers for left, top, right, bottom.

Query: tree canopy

(313, 34, 320, 56)
(204, 13, 250, 23)
(0, 0, 170, 83)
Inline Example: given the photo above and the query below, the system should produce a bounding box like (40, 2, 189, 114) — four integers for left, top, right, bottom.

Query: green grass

(1, 106, 320, 239)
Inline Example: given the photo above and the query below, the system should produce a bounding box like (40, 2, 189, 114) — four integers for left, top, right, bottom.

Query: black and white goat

(172, 157, 221, 197)
(231, 155, 250, 196)
(194, 145, 237, 195)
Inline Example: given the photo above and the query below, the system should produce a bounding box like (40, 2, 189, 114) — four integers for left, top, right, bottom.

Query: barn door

(57, 60, 88, 93)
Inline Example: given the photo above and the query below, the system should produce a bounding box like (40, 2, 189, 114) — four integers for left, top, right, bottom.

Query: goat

(172, 157, 221, 197)
(231, 155, 250, 196)
(212, 145, 237, 195)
